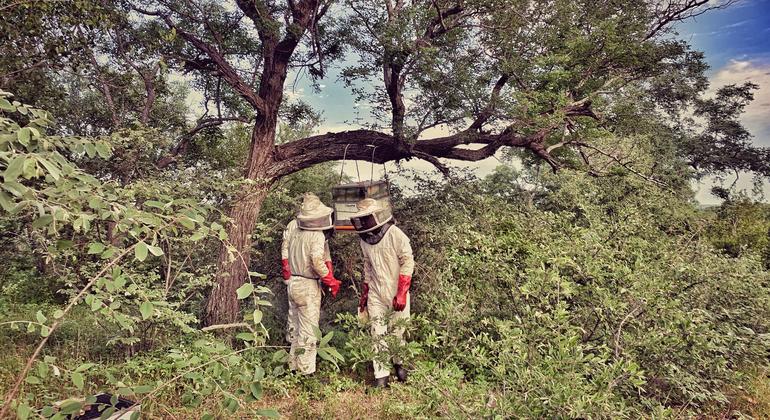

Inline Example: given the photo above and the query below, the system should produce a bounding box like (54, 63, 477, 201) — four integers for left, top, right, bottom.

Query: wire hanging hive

(332, 180, 391, 231)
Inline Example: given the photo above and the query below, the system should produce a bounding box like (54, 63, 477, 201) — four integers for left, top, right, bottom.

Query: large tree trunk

(204, 184, 270, 326)
(204, 122, 276, 326)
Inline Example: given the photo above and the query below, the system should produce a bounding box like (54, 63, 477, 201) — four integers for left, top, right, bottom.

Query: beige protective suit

(282, 220, 331, 375)
(360, 225, 415, 379)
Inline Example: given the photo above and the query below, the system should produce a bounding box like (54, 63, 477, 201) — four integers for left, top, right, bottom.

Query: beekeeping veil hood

(296, 193, 334, 231)
(350, 198, 393, 233)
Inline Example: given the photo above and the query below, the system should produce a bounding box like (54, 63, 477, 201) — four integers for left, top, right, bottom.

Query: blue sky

(282, 2, 770, 201)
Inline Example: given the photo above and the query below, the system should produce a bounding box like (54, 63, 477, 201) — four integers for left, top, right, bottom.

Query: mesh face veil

(351, 207, 393, 233)
(297, 211, 335, 231)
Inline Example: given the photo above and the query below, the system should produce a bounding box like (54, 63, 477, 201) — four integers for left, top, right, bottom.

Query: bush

(379, 170, 770, 417)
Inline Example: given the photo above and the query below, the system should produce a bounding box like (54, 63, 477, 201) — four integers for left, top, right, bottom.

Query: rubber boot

(373, 376, 390, 388)
(394, 364, 408, 382)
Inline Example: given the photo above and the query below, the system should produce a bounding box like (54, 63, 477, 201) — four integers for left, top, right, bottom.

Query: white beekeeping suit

(281, 194, 340, 375)
(351, 198, 415, 387)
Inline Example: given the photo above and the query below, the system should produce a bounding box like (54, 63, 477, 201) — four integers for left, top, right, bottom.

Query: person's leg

(286, 279, 300, 372)
(294, 279, 322, 374)
(367, 296, 391, 381)
(390, 292, 410, 381)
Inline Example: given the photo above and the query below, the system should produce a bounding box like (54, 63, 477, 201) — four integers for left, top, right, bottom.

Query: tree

(5, 0, 766, 325)
(119, 0, 770, 325)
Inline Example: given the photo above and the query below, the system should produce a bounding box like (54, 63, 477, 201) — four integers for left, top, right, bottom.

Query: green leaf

(250, 383, 263, 399)
(84, 142, 96, 158)
(147, 244, 164, 256)
(31, 215, 53, 228)
(3, 155, 25, 181)
(271, 349, 288, 363)
(0, 97, 15, 111)
(326, 347, 344, 362)
(320, 331, 333, 347)
(88, 242, 106, 254)
(95, 142, 111, 159)
(190, 229, 206, 241)
(71, 371, 84, 390)
(248, 271, 267, 279)
(90, 297, 102, 312)
(255, 408, 280, 418)
(17, 127, 31, 144)
(41, 406, 55, 418)
(60, 400, 83, 415)
(132, 384, 154, 394)
(36, 310, 47, 324)
(75, 363, 95, 372)
(179, 217, 195, 229)
(99, 407, 117, 420)
(40, 325, 50, 337)
(135, 241, 148, 261)
(22, 156, 36, 178)
(201, 413, 215, 420)
(2, 180, 27, 196)
(317, 348, 335, 363)
(0, 191, 14, 212)
(139, 301, 154, 320)
(25, 375, 41, 384)
(53, 309, 64, 319)
(236, 282, 254, 300)
(252, 309, 263, 325)
(37, 156, 61, 180)
(16, 403, 31, 420)
(235, 332, 254, 342)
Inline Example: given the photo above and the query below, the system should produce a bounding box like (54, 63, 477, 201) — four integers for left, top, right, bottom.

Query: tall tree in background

(4, 0, 768, 325)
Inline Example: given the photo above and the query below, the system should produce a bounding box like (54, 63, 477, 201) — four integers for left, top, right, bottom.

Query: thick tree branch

(467, 74, 510, 131)
(270, 128, 538, 178)
(146, 12, 266, 112)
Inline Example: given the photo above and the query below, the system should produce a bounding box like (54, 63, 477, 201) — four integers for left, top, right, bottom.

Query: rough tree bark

(204, 183, 270, 325)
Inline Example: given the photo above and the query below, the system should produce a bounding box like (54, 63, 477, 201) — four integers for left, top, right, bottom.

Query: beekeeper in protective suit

(351, 198, 414, 388)
(280, 193, 341, 375)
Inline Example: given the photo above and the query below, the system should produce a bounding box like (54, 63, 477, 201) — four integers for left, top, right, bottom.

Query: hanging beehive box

(332, 180, 391, 231)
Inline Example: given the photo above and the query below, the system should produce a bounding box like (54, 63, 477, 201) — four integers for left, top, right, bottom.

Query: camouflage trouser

(367, 291, 410, 379)
(287, 277, 321, 375)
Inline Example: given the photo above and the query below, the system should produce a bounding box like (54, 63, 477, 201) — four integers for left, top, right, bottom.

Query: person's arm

(324, 240, 334, 279)
(280, 222, 293, 281)
(310, 233, 329, 278)
(360, 251, 373, 310)
(311, 234, 340, 297)
(396, 229, 415, 277)
(393, 229, 414, 311)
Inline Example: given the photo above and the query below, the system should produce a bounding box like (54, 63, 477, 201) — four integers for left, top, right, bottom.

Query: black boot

(373, 376, 390, 388)
(394, 364, 408, 382)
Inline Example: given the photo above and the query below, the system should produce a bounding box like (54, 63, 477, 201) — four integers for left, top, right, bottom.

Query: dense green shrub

(375, 170, 770, 418)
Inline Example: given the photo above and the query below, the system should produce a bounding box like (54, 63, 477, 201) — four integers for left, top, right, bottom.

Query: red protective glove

(325, 260, 333, 277)
(281, 259, 291, 281)
(359, 282, 369, 311)
(320, 271, 341, 298)
(392, 274, 411, 311)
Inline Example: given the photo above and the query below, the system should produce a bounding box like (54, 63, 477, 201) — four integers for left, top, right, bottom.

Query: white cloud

(709, 59, 770, 146)
(723, 19, 753, 28)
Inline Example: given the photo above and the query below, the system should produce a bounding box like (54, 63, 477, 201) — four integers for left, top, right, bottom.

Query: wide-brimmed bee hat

(296, 193, 334, 231)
